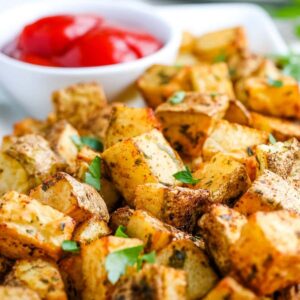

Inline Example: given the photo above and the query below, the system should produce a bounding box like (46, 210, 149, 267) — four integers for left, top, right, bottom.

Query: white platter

(0, 3, 287, 138)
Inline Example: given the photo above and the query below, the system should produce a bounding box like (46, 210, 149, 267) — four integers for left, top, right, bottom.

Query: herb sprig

(173, 166, 200, 185)
(168, 91, 186, 105)
(62, 240, 80, 253)
(85, 156, 101, 191)
(71, 135, 103, 152)
(267, 77, 283, 88)
(269, 133, 277, 145)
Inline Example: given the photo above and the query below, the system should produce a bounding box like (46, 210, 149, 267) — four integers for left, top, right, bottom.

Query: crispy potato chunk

(105, 105, 161, 148)
(156, 239, 219, 299)
(224, 99, 252, 126)
(112, 264, 187, 300)
(156, 92, 229, 157)
(13, 117, 48, 137)
(231, 210, 300, 295)
(137, 65, 191, 108)
(199, 204, 247, 274)
(4, 258, 67, 300)
(190, 63, 235, 98)
(203, 277, 258, 300)
(0, 286, 40, 300)
(102, 129, 185, 206)
(194, 27, 247, 63)
(135, 183, 209, 232)
(275, 285, 300, 300)
(202, 120, 268, 161)
(109, 207, 134, 231)
(0, 191, 75, 260)
(180, 31, 195, 53)
(234, 170, 300, 215)
(82, 236, 143, 300)
(193, 153, 251, 205)
(30, 172, 109, 223)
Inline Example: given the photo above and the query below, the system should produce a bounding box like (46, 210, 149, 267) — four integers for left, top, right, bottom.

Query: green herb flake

(62, 240, 80, 253)
(267, 77, 283, 88)
(247, 147, 254, 156)
(168, 91, 186, 105)
(71, 135, 103, 152)
(84, 156, 101, 191)
(115, 225, 129, 238)
(137, 251, 156, 271)
(213, 53, 227, 63)
(173, 166, 200, 185)
(269, 133, 277, 145)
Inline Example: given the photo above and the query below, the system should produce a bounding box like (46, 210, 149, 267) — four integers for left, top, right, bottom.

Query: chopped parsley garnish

(137, 251, 156, 270)
(85, 156, 101, 191)
(168, 91, 186, 105)
(273, 53, 300, 81)
(214, 53, 227, 63)
(71, 135, 103, 152)
(173, 166, 200, 185)
(267, 77, 283, 88)
(247, 146, 254, 156)
(269, 133, 277, 145)
(62, 240, 80, 253)
(115, 225, 129, 238)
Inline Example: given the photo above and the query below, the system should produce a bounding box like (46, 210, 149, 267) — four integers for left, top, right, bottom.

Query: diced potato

(275, 285, 300, 300)
(234, 170, 300, 215)
(230, 210, 300, 295)
(155, 92, 229, 157)
(203, 277, 258, 300)
(30, 172, 109, 223)
(73, 216, 111, 245)
(99, 178, 120, 213)
(82, 236, 143, 300)
(105, 105, 161, 148)
(224, 99, 251, 126)
(0, 286, 40, 300)
(13, 117, 48, 137)
(179, 31, 195, 53)
(176, 52, 200, 66)
(109, 207, 134, 231)
(199, 204, 247, 274)
(190, 63, 235, 98)
(202, 120, 268, 161)
(102, 129, 185, 206)
(194, 27, 247, 63)
(112, 264, 187, 300)
(4, 258, 67, 300)
(137, 65, 191, 108)
(193, 153, 251, 205)
(0, 256, 13, 282)
(0, 191, 75, 260)
(135, 183, 209, 232)
(156, 239, 219, 300)
(235, 75, 300, 119)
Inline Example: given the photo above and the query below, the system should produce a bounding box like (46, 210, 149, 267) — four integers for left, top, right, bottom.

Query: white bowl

(0, 0, 180, 118)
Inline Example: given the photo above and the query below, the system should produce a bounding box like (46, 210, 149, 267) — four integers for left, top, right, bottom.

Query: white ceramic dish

(0, 2, 288, 139)
(0, 0, 180, 118)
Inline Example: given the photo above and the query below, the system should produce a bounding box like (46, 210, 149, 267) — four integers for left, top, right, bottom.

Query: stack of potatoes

(0, 26, 300, 300)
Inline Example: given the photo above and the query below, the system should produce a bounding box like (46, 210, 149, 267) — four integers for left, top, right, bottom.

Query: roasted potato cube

(13, 117, 48, 137)
(73, 216, 111, 245)
(155, 92, 229, 157)
(0, 286, 40, 300)
(190, 63, 235, 98)
(194, 27, 247, 63)
(105, 105, 161, 148)
(193, 153, 251, 205)
(102, 129, 185, 206)
(199, 204, 247, 274)
(234, 170, 300, 215)
(112, 264, 187, 300)
(99, 178, 120, 212)
(4, 258, 67, 300)
(224, 99, 251, 126)
(236, 75, 300, 119)
(231, 210, 300, 295)
(203, 277, 258, 300)
(137, 65, 191, 108)
(275, 284, 300, 300)
(176, 52, 200, 66)
(202, 120, 268, 161)
(0, 256, 13, 282)
(156, 239, 219, 299)
(30, 172, 109, 223)
(0, 191, 75, 260)
(180, 31, 195, 53)
(82, 236, 143, 300)
(109, 206, 134, 231)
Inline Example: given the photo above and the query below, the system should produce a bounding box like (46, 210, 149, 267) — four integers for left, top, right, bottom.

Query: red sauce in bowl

(2, 14, 162, 67)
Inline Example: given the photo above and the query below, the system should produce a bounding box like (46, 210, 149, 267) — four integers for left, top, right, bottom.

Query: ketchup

(2, 14, 162, 67)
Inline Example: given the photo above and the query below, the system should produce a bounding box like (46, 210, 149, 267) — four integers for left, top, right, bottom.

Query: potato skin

(0, 286, 40, 300)
(224, 99, 252, 126)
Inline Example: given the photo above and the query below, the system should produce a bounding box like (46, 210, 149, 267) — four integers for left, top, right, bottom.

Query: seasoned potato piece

(224, 99, 251, 126)
(231, 210, 300, 295)
(13, 117, 48, 137)
(190, 63, 235, 98)
(4, 258, 67, 300)
(194, 27, 247, 62)
(109, 206, 134, 231)
(236, 75, 300, 119)
(0, 286, 40, 300)
(156, 239, 219, 300)
(47, 120, 79, 169)
(30, 172, 109, 223)
(0, 191, 75, 260)
(137, 65, 191, 108)
(0, 256, 13, 282)
(199, 204, 247, 274)
(193, 153, 251, 205)
(73, 216, 111, 244)
(176, 52, 200, 66)
(82, 236, 143, 300)
(135, 183, 209, 232)
(112, 264, 187, 300)
(202, 120, 268, 160)
(102, 129, 185, 205)
(99, 178, 120, 212)
(105, 105, 161, 148)
(234, 170, 300, 215)
(155, 92, 229, 157)
(180, 31, 195, 53)
(275, 285, 300, 300)
(251, 112, 300, 141)
(203, 277, 258, 300)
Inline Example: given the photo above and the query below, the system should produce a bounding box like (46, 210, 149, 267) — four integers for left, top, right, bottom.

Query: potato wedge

(224, 99, 251, 126)
(0, 286, 40, 300)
